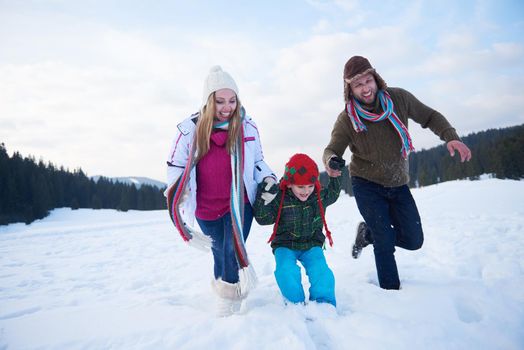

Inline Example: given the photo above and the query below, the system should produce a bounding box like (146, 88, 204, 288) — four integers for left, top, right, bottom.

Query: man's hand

(261, 177, 278, 205)
(447, 140, 472, 162)
(325, 156, 343, 177)
(329, 156, 346, 171)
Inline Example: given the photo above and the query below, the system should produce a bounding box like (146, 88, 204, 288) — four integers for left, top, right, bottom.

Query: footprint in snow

(454, 296, 483, 323)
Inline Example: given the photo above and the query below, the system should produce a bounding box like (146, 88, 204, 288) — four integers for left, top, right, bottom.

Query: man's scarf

(166, 114, 257, 296)
(347, 90, 414, 158)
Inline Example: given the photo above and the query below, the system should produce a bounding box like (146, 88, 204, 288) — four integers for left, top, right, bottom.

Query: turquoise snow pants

(274, 246, 336, 306)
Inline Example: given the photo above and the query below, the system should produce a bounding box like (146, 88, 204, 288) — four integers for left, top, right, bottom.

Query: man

(323, 56, 471, 290)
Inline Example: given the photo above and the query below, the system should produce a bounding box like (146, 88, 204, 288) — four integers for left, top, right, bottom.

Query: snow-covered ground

(1, 178, 523, 349)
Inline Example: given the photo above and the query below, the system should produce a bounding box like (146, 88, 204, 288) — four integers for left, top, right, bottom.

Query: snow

(1, 178, 523, 349)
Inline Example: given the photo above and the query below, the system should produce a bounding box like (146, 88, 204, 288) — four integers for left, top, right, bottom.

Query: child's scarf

(347, 90, 414, 158)
(166, 112, 257, 296)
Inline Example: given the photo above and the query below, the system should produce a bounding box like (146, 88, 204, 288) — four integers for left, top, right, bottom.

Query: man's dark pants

(351, 176, 424, 289)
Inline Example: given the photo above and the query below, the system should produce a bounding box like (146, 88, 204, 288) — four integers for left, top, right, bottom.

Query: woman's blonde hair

(195, 92, 243, 161)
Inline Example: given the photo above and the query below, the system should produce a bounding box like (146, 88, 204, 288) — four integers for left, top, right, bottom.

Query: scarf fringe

(186, 228, 213, 251)
(238, 264, 258, 297)
(167, 179, 212, 251)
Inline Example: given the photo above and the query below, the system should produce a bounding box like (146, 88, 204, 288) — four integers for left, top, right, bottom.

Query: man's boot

(352, 221, 372, 259)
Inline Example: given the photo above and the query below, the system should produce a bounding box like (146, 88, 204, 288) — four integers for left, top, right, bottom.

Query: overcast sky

(1, 0, 523, 182)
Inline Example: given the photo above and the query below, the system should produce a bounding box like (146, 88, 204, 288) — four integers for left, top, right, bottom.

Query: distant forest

(2, 124, 522, 225)
(0, 143, 166, 226)
(321, 123, 524, 195)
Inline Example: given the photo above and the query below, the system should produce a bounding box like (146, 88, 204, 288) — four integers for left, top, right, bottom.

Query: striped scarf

(166, 113, 257, 296)
(347, 90, 414, 158)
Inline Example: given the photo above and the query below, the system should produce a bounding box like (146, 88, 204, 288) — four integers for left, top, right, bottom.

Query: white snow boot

(212, 279, 244, 317)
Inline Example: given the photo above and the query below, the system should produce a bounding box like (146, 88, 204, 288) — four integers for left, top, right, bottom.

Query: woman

(166, 66, 275, 316)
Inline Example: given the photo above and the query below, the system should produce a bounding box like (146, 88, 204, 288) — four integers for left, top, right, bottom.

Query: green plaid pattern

(253, 177, 341, 251)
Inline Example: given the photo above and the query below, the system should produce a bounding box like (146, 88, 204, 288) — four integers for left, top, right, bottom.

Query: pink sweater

(196, 130, 248, 220)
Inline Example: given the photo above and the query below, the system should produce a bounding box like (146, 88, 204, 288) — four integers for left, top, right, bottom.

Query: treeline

(409, 123, 524, 187)
(0, 143, 167, 226)
(320, 123, 524, 194)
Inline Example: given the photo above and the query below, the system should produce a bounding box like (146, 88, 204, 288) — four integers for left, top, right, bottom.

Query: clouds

(405, 34, 524, 138)
(0, 0, 523, 180)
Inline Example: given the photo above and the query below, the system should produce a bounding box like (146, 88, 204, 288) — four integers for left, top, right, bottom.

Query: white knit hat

(202, 65, 239, 107)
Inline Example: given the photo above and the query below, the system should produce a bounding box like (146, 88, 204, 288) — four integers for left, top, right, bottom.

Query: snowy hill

(91, 175, 166, 189)
(0, 179, 523, 349)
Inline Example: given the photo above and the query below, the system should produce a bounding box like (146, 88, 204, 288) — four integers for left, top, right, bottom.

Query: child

(254, 153, 341, 306)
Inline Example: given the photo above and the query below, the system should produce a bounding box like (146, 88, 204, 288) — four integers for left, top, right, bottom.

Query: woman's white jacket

(166, 112, 274, 224)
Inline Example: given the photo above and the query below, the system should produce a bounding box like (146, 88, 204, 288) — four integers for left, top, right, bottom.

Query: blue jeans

(274, 247, 336, 306)
(196, 204, 253, 284)
(351, 176, 424, 290)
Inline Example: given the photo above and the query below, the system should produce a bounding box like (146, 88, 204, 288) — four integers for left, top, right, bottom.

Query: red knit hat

(267, 153, 333, 246)
(280, 153, 320, 190)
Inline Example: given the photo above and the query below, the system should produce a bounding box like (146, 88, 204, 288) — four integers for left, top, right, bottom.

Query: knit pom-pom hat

(280, 153, 320, 190)
(343, 56, 387, 103)
(202, 65, 239, 108)
(267, 153, 333, 246)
